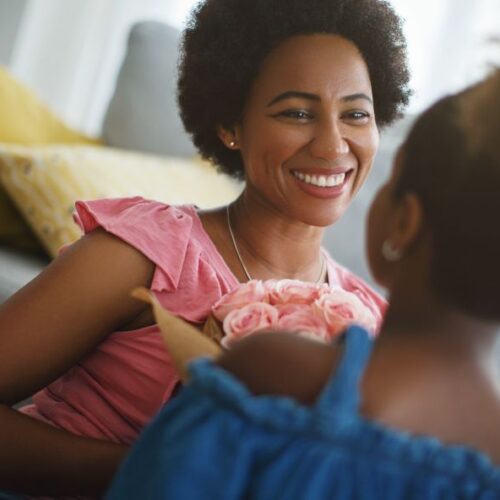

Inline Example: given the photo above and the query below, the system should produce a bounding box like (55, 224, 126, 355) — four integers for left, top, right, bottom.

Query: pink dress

(20, 197, 386, 445)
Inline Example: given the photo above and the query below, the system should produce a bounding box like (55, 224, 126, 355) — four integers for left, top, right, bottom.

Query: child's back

(107, 326, 500, 499)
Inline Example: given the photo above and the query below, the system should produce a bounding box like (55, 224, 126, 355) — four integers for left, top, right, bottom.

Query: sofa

(0, 21, 413, 304)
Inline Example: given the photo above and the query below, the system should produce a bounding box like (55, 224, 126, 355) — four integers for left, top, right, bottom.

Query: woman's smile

(291, 168, 355, 199)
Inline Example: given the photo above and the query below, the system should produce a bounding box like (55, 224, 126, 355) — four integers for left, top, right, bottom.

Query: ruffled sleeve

(73, 197, 237, 323)
(74, 197, 193, 292)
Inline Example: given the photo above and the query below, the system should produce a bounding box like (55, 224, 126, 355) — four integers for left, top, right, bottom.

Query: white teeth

(293, 171, 346, 187)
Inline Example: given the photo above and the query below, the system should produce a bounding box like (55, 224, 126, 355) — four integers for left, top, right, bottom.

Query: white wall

(391, 0, 500, 113)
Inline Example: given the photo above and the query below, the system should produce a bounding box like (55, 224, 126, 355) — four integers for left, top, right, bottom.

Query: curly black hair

(394, 72, 500, 320)
(178, 0, 411, 179)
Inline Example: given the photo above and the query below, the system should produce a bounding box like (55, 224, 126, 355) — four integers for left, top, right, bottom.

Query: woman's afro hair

(178, 0, 411, 178)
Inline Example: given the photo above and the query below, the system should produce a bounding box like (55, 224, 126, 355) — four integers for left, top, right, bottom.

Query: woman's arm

(0, 229, 155, 496)
(0, 406, 128, 496)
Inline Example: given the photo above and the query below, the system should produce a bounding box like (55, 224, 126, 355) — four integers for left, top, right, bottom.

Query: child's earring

(382, 240, 403, 262)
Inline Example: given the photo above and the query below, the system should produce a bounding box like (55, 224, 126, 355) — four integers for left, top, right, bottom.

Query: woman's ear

(217, 124, 240, 150)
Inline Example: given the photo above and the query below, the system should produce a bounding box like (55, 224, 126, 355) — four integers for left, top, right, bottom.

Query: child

(106, 70, 500, 499)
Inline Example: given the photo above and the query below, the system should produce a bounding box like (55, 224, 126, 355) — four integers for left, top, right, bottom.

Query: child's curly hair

(178, 0, 411, 179)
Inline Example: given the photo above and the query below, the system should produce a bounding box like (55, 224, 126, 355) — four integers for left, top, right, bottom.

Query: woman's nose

(309, 120, 349, 160)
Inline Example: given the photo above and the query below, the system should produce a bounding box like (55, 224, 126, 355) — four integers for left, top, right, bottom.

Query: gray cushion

(0, 246, 49, 303)
(101, 21, 196, 157)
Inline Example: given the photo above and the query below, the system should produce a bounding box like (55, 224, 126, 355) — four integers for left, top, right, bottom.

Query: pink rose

(276, 304, 328, 342)
(268, 279, 326, 306)
(221, 302, 278, 348)
(314, 289, 377, 338)
(263, 279, 280, 293)
(212, 280, 268, 321)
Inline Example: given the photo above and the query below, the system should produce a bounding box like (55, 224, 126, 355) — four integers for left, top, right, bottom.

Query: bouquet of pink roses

(203, 279, 378, 349)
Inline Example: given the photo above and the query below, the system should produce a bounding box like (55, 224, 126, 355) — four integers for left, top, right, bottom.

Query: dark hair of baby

(178, 0, 411, 179)
(394, 73, 500, 320)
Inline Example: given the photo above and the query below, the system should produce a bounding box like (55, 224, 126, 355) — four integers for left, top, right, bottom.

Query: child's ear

(389, 192, 425, 257)
(216, 124, 241, 150)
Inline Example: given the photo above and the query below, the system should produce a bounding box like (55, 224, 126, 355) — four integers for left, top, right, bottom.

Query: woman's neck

(227, 192, 326, 282)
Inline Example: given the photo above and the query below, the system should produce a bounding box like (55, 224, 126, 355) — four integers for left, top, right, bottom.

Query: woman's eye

(276, 110, 313, 121)
(345, 110, 371, 122)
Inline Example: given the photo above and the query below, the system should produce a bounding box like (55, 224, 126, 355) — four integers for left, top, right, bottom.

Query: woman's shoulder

(72, 197, 237, 321)
(73, 197, 205, 291)
(74, 196, 197, 235)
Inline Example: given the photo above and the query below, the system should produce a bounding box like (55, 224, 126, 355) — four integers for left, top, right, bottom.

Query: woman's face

(234, 34, 379, 226)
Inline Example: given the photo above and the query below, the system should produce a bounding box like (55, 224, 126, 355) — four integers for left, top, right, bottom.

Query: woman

(107, 69, 500, 499)
(0, 0, 409, 496)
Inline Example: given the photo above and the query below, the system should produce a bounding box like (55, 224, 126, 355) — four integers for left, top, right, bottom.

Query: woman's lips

(291, 169, 353, 198)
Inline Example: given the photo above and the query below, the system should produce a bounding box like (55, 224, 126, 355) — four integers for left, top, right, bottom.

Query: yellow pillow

(0, 188, 40, 252)
(0, 144, 242, 257)
(0, 66, 100, 145)
(0, 66, 101, 253)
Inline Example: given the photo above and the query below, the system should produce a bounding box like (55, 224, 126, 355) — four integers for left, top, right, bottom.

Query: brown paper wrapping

(202, 313, 224, 346)
(131, 287, 222, 382)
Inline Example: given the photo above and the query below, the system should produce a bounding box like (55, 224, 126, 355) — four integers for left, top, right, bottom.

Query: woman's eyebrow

(267, 91, 373, 107)
(342, 93, 373, 104)
(267, 91, 320, 106)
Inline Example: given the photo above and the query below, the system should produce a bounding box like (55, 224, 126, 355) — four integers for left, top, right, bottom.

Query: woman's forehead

(251, 34, 373, 100)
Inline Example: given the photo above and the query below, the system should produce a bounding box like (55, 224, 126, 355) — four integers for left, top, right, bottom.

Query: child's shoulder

(217, 332, 341, 405)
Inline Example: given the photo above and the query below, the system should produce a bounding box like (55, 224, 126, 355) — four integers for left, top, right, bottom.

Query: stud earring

(382, 240, 402, 262)
(228, 140, 236, 148)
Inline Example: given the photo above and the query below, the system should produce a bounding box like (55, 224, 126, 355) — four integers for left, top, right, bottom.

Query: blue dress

(106, 326, 500, 499)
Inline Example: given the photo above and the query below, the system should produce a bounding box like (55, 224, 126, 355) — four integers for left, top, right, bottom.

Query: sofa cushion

(0, 246, 49, 303)
(0, 144, 241, 257)
(102, 21, 196, 158)
(0, 66, 100, 145)
(0, 189, 40, 252)
(0, 66, 101, 253)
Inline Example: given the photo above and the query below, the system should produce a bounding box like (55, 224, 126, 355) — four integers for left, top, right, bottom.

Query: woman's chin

(304, 205, 350, 228)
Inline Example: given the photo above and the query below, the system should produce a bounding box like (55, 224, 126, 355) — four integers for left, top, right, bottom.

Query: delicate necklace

(226, 205, 327, 284)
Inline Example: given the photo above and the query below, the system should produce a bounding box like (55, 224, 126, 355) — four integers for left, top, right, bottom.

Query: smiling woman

(0, 0, 410, 497)
(232, 34, 379, 228)
(178, 0, 410, 288)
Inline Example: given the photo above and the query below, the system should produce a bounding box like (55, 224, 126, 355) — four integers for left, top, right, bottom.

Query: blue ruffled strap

(314, 325, 374, 416)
